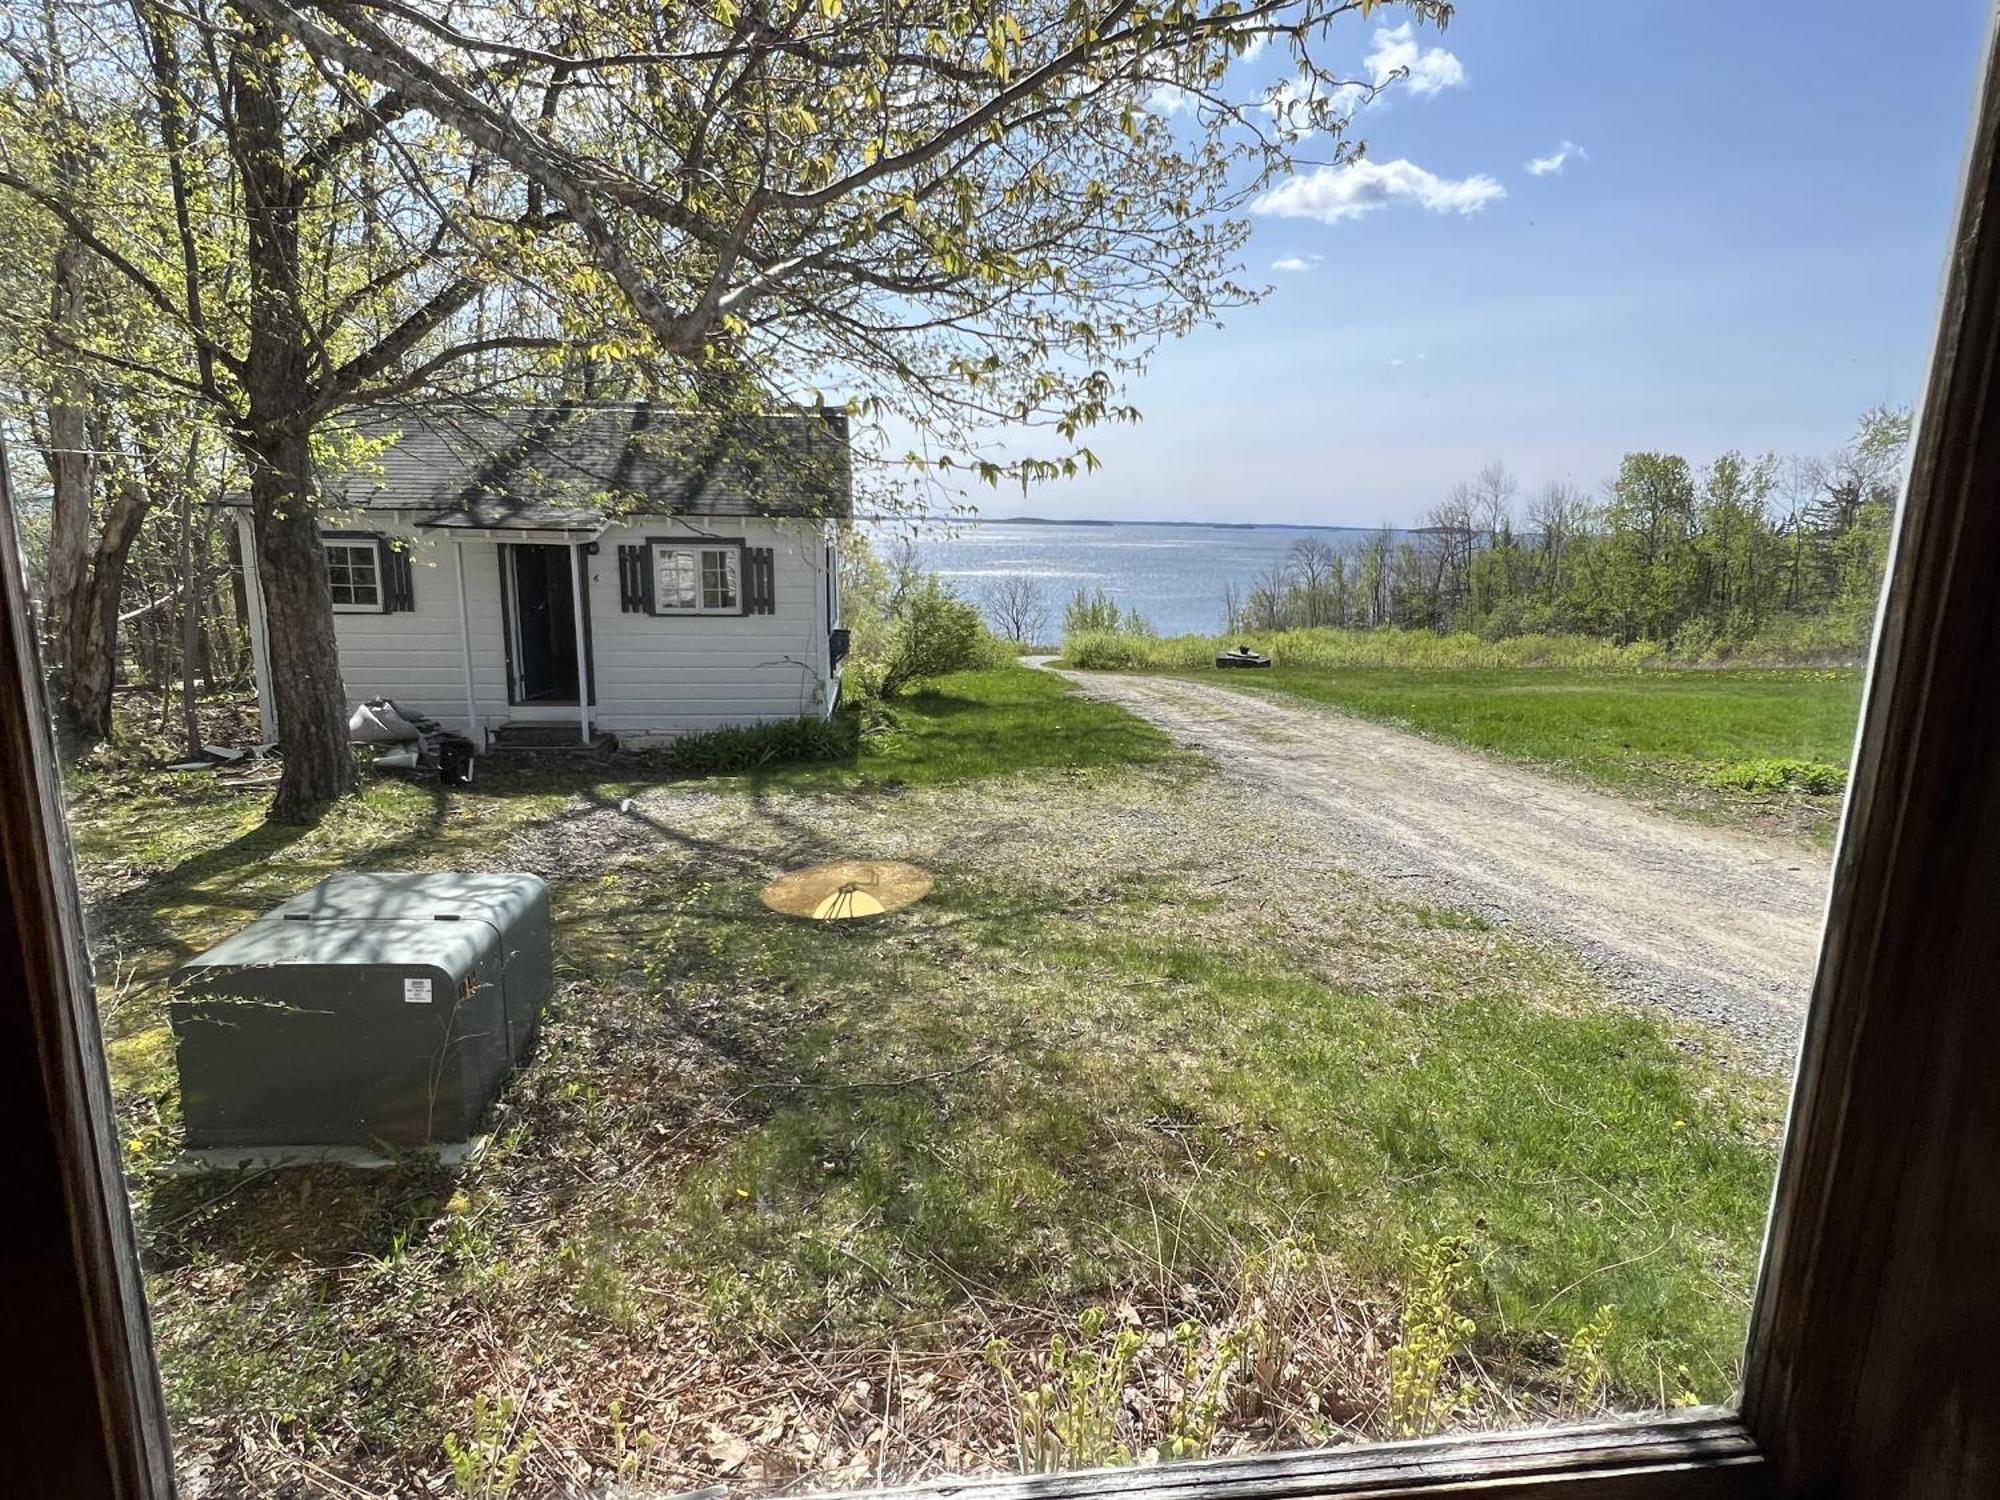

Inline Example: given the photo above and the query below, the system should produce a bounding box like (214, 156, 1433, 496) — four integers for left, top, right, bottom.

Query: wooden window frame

(646, 535, 746, 616)
(8, 26, 2000, 1500)
(322, 533, 388, 614)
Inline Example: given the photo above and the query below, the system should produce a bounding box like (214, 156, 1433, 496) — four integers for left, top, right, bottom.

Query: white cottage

(235, 405, 851, 750)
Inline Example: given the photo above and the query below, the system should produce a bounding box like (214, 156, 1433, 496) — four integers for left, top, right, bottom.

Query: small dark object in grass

(1216, 644, 1272, 669)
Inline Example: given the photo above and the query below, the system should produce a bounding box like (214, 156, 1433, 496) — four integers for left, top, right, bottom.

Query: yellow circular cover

(761, 860, 933, 921)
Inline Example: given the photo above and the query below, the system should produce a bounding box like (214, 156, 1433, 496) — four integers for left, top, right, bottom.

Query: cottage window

(324, 539, 384, 612)
(652, 541, 740, 613)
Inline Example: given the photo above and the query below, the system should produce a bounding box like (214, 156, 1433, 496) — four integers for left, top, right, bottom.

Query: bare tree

(1219, 578, 1244, 633)
(1285, 535, 1343, 627)
(1527, 480, 1589, 607)
(881, 533, 927, 612)
(1421, 486, 1477, 626)
(981, 576, 1051, 645)
(1358, 525, 1395, 627)
(1471, 460, 1518, 544)
(1245, 557, 1291, 631)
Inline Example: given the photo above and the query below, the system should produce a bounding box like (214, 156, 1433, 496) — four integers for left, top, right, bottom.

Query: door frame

(497, 541, 596, 709)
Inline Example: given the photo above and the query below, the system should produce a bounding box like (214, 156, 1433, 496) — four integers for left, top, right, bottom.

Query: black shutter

(746, 546, 776, 614)
(618, 544, 651, 613)
(381, 539, 416, 612)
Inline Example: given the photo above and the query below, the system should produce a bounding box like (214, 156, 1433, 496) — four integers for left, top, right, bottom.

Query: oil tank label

(403, 977, 434, 1004)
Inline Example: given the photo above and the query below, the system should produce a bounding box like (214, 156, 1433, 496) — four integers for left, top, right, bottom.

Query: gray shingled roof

(319, 405, 851, 528)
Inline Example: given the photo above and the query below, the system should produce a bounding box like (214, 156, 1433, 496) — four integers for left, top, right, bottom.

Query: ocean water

(873, 519, 1387, 638)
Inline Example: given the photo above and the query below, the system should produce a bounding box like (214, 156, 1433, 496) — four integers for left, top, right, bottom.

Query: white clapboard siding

(585, 517, 834, 738)
(300, 512, 836, 743)
(328, 527, 487, 729)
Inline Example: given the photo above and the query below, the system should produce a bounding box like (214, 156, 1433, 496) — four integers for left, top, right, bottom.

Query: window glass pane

(656, 546, 699, 609)
(326, 544, 377, 606)
(702, 547, 738, 609)
(4, 6, 1981, 1498)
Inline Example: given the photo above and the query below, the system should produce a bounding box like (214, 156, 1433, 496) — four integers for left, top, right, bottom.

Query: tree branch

(0, 169, 244, 382)
(335, 334, 566, 409)
(238, 0, 705, 351)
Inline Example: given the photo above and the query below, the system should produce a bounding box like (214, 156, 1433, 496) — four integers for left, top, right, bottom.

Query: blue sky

(940, 0, 1992, 526)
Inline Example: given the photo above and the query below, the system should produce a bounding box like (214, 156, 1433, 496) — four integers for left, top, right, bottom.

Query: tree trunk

(232, 9, 356, 822)
(56, 480, 148, 744)
(250, 433, 356, 821)
(41, 235, 102, 748)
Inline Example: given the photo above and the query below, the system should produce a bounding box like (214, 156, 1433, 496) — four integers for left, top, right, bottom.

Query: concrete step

(490, 723, 617, 754)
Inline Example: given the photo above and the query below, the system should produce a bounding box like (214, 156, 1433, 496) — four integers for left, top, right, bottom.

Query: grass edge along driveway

(1137, 663, 1863, 843)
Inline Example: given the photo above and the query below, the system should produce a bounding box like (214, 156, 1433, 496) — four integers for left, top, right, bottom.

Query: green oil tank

(171, 873, 553, 1157)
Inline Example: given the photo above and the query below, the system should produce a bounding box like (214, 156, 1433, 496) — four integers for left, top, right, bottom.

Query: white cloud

(1263, 23, 1463, 140)
(1146, 84, 1196, 116)
(1270, 256, 1313, 272)
(1252, 159, 1505, 224)
(1526, 140, 1586, 176)
(1365, 22, 1466, 97)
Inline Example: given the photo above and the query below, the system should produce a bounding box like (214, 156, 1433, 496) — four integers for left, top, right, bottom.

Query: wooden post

(453, 539, 480, 748)
(569, 541, 591, 746)
(237, 511, 276, 741)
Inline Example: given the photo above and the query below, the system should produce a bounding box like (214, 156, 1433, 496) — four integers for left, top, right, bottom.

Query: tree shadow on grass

(90, 782, 462, 974)
(119, 756, 1082, 1282)
(889, 688, 984, 715)
(141, 1156, 458, 1272)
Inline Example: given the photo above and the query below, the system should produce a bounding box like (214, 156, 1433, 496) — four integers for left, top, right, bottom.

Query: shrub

(1063, 629, 1173, 671)
(444, 1393, 533, 1499)
(1063, 587, 1124, 635)
(985, 1307, 1143, 1473)
(1724, 611, 1874, 666)
(838, 656, 891, 704)
(832, 533, 1013, 701)
(1064, 586, 1153, 638)
(663, 713, 857, 775)
(879, 577, 1007, 696)
(1706, 757, 1848, 796)
(1062, 625, 1665, 673)
(1386, 1237, 1480, 1439)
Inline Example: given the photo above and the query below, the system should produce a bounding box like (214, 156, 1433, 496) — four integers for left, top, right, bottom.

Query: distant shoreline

(858, 514, 1389, 534)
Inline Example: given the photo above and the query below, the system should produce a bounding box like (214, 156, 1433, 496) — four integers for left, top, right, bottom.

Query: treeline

(1223, 407, 1908, 660)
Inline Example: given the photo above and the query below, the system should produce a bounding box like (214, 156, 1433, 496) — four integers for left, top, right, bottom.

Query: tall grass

(1064, 626, 1665, 674)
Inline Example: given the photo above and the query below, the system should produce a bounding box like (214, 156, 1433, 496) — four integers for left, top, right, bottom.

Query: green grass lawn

(801, 665, 1182, 787)
(74, 663, 1784, 1491)
(1181, 666, 1864, 841)
(562, 864, 1776, 1403)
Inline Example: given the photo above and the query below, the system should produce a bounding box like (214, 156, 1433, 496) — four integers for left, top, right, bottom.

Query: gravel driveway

(1039, 665, 1831, 1056)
